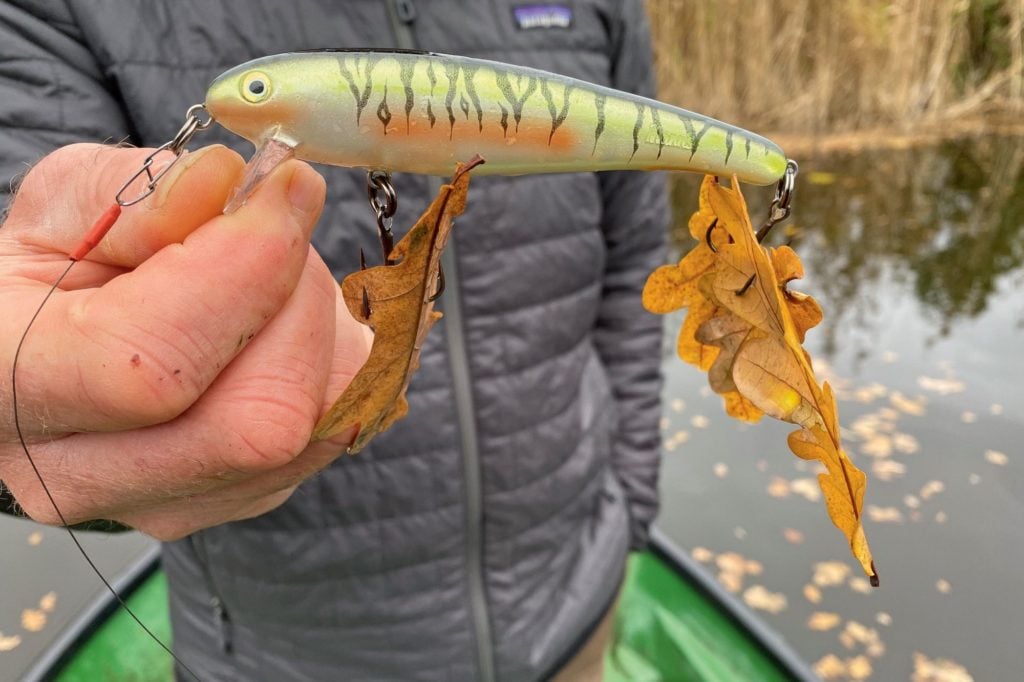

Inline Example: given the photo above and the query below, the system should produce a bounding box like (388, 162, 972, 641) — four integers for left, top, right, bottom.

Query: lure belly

(205, 50, 788, 185)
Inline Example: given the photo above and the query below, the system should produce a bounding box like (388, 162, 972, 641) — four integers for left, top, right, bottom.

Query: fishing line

(8, 106, 213, 681)
(11, 260, 203, 682)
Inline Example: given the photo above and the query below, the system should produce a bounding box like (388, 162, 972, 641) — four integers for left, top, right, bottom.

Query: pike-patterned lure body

(205, 49, 788, 186)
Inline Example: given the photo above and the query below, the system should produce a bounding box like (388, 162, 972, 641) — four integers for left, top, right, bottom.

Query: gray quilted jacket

(0, 1, 667, 680)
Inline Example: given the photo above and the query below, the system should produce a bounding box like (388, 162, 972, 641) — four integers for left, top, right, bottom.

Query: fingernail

(152, 145, 222, 208)
(287, 164, 325, 216)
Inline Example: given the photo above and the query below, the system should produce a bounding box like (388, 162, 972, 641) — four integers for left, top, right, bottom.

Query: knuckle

(222, 402, 316, 474)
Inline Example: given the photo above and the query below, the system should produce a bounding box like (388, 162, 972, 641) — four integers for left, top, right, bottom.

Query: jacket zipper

(384, 3, 497, 681)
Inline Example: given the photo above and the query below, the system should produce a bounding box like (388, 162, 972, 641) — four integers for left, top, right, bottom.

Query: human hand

(0, 144, 370, 540)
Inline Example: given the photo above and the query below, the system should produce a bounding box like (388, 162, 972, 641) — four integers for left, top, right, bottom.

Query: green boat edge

(28, 528, 817, 681)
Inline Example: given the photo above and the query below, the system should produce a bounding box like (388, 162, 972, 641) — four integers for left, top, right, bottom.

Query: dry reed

(646, 0, 1024, 137)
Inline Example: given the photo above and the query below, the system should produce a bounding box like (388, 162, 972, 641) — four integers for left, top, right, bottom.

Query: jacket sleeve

(0, 1, 131, 531)
(594, 0, 669, 550)
(0, 0, 132, 206)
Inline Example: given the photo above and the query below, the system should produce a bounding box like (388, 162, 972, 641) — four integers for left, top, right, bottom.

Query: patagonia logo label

(513, 4, 573, 30)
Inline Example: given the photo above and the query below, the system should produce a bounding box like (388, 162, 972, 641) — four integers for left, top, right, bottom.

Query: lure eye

(241, 72, 271, 103)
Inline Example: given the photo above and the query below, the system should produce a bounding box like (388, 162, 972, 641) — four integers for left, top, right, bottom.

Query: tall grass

(647, 0, 1024, 136)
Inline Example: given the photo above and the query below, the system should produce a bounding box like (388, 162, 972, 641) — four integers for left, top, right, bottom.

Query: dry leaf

(312, 159, 481, 449)
(642, 177, 763, 421)
(918, 376, 966, 395)
(804, 584, 823, 604)
(691, 547, 714, 563)
(39, 592, 57, 613)
(646, 176, 876, 583)
(742, 585, 788, 613)
(26, 531, 42, 547)
(814, 654, 847, 680)
(0, 632, 21, 652)
(813, 561, 852, 587)
(21, 609, 46, 632)
(867, 506, 904, 523)
(984, 449, 1008, 466)
(913, 652, 974, 682)
(808, 612, 841, 631)
(783, 528, 804, 544)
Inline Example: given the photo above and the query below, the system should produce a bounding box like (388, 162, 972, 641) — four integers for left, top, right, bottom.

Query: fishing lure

(205, 48, 790, 203)
(11, 49, 795, 679)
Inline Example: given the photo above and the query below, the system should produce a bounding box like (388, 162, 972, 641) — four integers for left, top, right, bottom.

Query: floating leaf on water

(917, 376, 966, 395)
(890, 392, 927, 416)
(920, 480, 945, 500)
(881, 351, 898, 364)
(670, 398, 686, 413)
(39, 592, 57, 613)
(912, 652, 974, 682)
(0, 633, 21, 652)
(853, 383, 888, 403)
(717, 571, 743, 593)
(839, 621, 881, 650)
(26, 531, 42, 547)
(968, 473, 981, 485)
(713, 462, 729, 478)
(867, 506, 904, 523)
(960, 411, 977, 424)
(936, 579, 951, 594)
(691, 414, 710, 428)
(935, 511, 948, 524)
(813, 654, 847, 680)
(849, 577, 873, 594)
(790, 477, 822, 502)
(691, 546, 714, 563)
(904, 494, 921, 509)
(990, 403, 1004, 416)
(767, 477, 791, 498)
(814, 561, 852, 587)
(876, 612, 892, 626)
(861, 434, 894, 458)
(872, 459, 906, 481)
(847, 655, 874, 680)
(742, 585, 788, 614)
(892, 432, 920, 454)
(21, 609, 46, 632)
(733, 526, 747, 540)
(804, 584, 823, 604)
(808, 611, 841, 631)
(984, 449, 1008, 466)
(783, 528, 804, 544)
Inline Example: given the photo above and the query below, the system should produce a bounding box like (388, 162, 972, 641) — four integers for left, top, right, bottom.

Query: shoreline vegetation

(648, 0, 1024, 156)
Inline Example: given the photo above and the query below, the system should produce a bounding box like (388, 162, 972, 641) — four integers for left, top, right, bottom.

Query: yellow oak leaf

(645, 175, 877, 584)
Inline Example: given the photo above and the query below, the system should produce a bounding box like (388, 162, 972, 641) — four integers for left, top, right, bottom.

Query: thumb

(5, 143, 244, 267)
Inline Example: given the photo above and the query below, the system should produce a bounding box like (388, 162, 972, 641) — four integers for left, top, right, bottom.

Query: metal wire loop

(755, 159, 799, 243)
(115, 104, 214, 207)
(366, 170, 398, 219)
